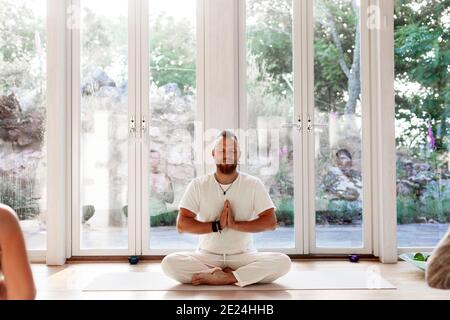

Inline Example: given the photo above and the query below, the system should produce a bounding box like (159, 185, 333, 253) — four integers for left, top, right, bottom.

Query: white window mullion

(128, 0, 139, 256)
(69, 0, 81, 258)
(360, 0, 374, 256)
(369, 0, 397, 262)
(47, 0, 69, 265)
(140, 0, 150, 256)
(65, 0, 73, 260)
(304, 0, 314, 255)
(303, 0, 313, 255)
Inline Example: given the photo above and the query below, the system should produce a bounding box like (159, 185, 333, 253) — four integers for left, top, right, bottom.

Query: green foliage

(247, 0, 448, 154)
(246, 57, 293, 129)
(316, 200, 362, 224)
(421, 198, 448, 222)
(314, 38, 347, 112)
(421, 181, 450, 222)
(149, 14, 196, 94)
(82, 205, 95, 223)
(150, 210, 178, 227)
(247, 0, 293, 96)
(397, 181, 450, 224)
(0, 178, 40, 221)
(122, 206, 179, 227)
(394, 0, 450, 154)
(275, 196, 294, 226)
(81, 8, 114, 73)
(0, 0, 45, 63)
(81, 7, 129, 84)
(0, 0, 46, 94)
(397, 195, 419, 224)
(314, 0, 359, 113)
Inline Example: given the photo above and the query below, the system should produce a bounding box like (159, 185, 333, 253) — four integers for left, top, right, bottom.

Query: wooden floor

(32, 260, 450, 300)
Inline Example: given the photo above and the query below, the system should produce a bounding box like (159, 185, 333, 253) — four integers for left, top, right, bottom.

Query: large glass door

(71, 0, 200, 256)
(242, 0, 299, 252)
(70, 0, 373, 256)
(239, 0, 372, 254)
(142, 0, 199, 253)
(0, 0, 48, 252)
(309, 0, 371, 253)
(72, 0, 135, 255)
(395, 0, 449, 250)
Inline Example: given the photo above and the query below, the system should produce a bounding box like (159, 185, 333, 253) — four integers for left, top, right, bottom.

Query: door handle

(282, 115, 302, 132)
(307, 115, 328, 132)
(141, 116, 147, 134)
(130, 116, 136, 135)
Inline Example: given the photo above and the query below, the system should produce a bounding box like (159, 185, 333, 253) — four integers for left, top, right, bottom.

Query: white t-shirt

(178, 172, 276, 254)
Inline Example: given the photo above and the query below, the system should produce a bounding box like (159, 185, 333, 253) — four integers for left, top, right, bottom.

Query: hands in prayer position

(219, 200, 236, 230)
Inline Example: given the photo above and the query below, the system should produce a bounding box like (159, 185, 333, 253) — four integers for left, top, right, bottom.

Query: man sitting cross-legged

(161, 130, 291, 287)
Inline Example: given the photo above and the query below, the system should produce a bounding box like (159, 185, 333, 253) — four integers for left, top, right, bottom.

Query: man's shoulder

(238, 172, 261, 186)
(190, 174, 215, 187)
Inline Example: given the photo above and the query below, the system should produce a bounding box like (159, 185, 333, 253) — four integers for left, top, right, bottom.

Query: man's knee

(272, 253, 292, 276)
(161, 253, 180, 278)
(254, 252, 291, 275)
(161, 253, 193, 284)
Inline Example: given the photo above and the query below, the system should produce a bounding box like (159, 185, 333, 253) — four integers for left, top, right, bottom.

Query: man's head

(212, 130, 241, 175)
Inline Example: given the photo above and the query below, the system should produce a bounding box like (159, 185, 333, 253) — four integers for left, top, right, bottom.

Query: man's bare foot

(192, 270, 237, 286)
(222, 267, 235, 274)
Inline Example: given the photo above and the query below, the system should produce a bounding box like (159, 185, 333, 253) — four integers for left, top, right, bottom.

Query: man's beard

(217, 164, 237, 175)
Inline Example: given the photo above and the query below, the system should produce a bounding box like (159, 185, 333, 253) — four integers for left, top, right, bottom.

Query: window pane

(79, 0, 129, 250)
(148, 0, 198, 250)
(0, 0, 47, 251)
(395, 0, 450, 247)
(314, 0, 364, 248)
(246, 0, 295, 249)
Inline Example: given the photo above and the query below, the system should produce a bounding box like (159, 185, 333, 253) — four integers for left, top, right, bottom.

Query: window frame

(141, 0, 206, 256)
(307, 0, 373, 255)
(70, 0, 138, 256)
(33, 0, 400, 262)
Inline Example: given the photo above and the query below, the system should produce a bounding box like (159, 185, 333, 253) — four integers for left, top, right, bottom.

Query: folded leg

(161, 251, 222, 284)
(227, 252, 291, 287)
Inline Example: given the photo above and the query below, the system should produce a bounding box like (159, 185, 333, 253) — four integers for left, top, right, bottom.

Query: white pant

(161, 250, 292, 287)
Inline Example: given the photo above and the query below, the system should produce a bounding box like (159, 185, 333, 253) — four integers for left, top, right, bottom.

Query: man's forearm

(178, 218, 214, 235)
(232, 217, 276, 233)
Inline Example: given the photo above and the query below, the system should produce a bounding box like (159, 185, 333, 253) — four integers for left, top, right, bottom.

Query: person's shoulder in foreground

(0, 204, 18, 234)
(426, 226, 450, 290)
(0, 204, 36, 300)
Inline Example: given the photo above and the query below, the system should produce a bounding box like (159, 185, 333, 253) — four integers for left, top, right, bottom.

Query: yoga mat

(84, 270, 396, 291)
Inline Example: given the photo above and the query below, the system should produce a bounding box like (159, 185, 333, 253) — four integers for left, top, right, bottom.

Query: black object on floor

(129, 256, 139, 265)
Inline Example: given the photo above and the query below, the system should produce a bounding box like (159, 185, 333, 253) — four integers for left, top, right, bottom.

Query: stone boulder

(0, 93, 22, 118)
(397, 155, 446, 198)
(0, 93, 44, 148)
(82, 69, 116, 96)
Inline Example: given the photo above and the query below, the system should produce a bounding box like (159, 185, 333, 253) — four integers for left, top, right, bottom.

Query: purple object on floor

(349, 254, 360, 263)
